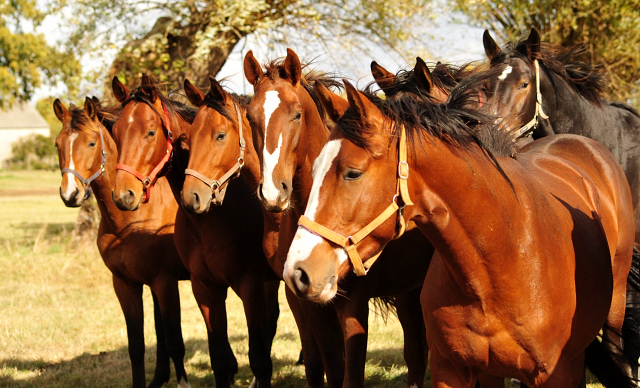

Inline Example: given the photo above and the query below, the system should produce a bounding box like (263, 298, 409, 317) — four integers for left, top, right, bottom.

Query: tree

(0, 0, 80, 107)
(59, 0, 431, 91)
(453, 0, 640, 103)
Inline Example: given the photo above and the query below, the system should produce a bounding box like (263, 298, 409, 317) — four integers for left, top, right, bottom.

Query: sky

(32, 6, 489, 102)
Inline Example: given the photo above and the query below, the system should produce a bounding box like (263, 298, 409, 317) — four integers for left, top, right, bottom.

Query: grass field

(0, 170, 604, 387)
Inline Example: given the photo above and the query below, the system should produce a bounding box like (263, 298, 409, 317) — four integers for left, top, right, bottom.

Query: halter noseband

(297, 126, 413, 276)
(183, 103, 245, 205)
(61, 122, 107, 200)
(115, 101, 174, 203)
(511, 59, 549, 139)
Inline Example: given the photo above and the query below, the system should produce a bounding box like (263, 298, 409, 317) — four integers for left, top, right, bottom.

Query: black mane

(123, 85, 198, 125)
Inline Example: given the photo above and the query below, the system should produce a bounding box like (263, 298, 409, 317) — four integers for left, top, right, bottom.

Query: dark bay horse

(243, 48, 433, 388)
(53, 97, 191, 388)
(482, 28, 640, 243)
(109, 75, 280, 388)
(283, 76, 640, 387)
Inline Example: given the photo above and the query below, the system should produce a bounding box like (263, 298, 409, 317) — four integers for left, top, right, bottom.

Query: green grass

(0, 170, 606, 387)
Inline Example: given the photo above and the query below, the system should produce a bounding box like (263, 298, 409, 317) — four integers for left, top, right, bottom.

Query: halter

(61, 122, 107, 200)
(115, 101, 173, 203)
(511, 59, 549, 139)
(184, 103, 246, 205)
(297, 126, 413, 276)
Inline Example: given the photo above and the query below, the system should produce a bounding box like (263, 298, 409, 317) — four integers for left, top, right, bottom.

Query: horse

(53, 97, 191, 388)
(243, 48, 433, 388)
(481, 28, 640, 244)
(109, 75, 280, 388)
(282, 72, 640, 387)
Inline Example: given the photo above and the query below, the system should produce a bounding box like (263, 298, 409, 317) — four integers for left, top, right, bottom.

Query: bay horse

(109, 75, 280, 388)
(53, 97, 191, 388)
(243, 48, 432, 388)
(482, 28, 640, 244)
(282, 74, 640, 387)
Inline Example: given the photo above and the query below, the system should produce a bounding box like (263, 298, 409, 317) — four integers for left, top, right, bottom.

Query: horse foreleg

(150, 279, 189, 388)
(112, 276, 146, 388)
(335, 292, 369, 388)
(286, 287, 327, 388)
(191, 277, 237, 388)
(149, 290, 171, 387)
(264, 280, 281, 350)
(238, 278, 275, 388)
(395, 288, 428, 388)
(429, 346, 477, 388)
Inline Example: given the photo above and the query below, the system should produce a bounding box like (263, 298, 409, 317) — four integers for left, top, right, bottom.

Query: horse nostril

(293, 267, 310, 294)
(192, 192, 200, 208)
(281, 181, 288, 193)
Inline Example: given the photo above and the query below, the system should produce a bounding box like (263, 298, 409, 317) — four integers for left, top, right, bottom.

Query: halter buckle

(398, 161, 409, 179)
(143, 177, 151, 187)
(211, 180, 221, 191)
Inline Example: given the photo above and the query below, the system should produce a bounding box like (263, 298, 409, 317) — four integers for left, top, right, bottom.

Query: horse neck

(87, 129, 123, 230)
(291, 87, 330, 215)
(409, 136, 520, 296)
(239, 115, 262, 189)
(163, 111, 192, 202)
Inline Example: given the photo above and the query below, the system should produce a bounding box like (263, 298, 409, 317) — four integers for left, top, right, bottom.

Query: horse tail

(370, 296, 397, 324)
(588, 244, 640, 387)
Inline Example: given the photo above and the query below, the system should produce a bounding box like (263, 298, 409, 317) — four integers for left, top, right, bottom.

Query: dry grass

(0, 170, 605, 387)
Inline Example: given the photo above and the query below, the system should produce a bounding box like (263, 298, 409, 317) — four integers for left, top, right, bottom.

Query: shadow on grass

(16, 221, 76, 240)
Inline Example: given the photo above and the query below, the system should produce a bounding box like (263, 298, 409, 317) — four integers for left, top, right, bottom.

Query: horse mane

(68, 102, 122, 135)
(202, 88, 253, 124)
(367, 61, 479, 99)
(262, 58, 343, 128)
(493, 39, 606, 106)
(608, 101, 640, 118)
(339, 67, 516, 189)
(123, 78, 198, 125)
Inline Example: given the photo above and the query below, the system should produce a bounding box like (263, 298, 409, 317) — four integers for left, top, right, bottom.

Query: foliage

(58, 0, 430, 92)
(453, 0, 640, 104)
(36, 97, 64, 136)
(0, 0, 81, 107)
(5, 133, 58, 170)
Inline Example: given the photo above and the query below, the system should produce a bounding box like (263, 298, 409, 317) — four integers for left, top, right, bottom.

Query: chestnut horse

(283, 75, 640, 387)
(482, 29, 640, 244)
(109, 75, 280, 388)
(54, 97, 191, 388)
(243, 48, 433, 388)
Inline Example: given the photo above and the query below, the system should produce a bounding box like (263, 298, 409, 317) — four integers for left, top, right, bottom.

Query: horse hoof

(249, 377, 257, 388)
(178, 376, 191, 388)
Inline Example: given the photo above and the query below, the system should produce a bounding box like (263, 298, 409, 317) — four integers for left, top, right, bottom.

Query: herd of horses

(51, 28, 640, 388)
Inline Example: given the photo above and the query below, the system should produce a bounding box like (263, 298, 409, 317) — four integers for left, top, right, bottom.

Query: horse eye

(88, 141, 96, 147)
(518, 82, 529, 90)
(147, 129, 156, 137)
(216, 133, 226, 141)
(293, 111, 302, 121)
(344, 169, 363, 181)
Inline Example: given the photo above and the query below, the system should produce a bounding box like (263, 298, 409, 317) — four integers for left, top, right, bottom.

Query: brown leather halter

(297, 126, 413, 276)
(511, 59, 549, 140)
(61, 122, 107, 200)
(183, 103, 245, 206)
(115, 102, 173, 203)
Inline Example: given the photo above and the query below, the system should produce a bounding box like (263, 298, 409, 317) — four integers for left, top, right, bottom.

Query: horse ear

(315, 81, 349, 126)
(84, 96, 97, 119)
(526, 28, 541, 61)
(244, 50, 264, 86)
(343, 79, 380, 122)
(284, 48, 302, 86)
(112, 76, 130, 104)
(141, 74, 158, 102)
(208, 75, 227, 103)
(483, 29, 501, 62)
(184, 79, 205, 107)
(370, 61, 396, 91)
(53, 99, 70, 122)
(414, 57, 434, 93)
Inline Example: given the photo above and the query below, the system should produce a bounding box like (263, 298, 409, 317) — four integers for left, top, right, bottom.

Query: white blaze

(284, 140, 348, 281)
(262, 90, 283, 202)
(498, 65, 512, 80)
(62, 132, 79, 198)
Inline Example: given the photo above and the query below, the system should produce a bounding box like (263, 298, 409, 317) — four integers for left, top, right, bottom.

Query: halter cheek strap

(297, 126, 413, 276)
(512, 59, 549, 139)
(184, 103, 245, 205)
(115, 102, 174, 203)
(61, 123, 107, 200)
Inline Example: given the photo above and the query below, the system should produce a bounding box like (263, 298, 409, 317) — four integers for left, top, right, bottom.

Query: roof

(0, 102, 50, 130)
